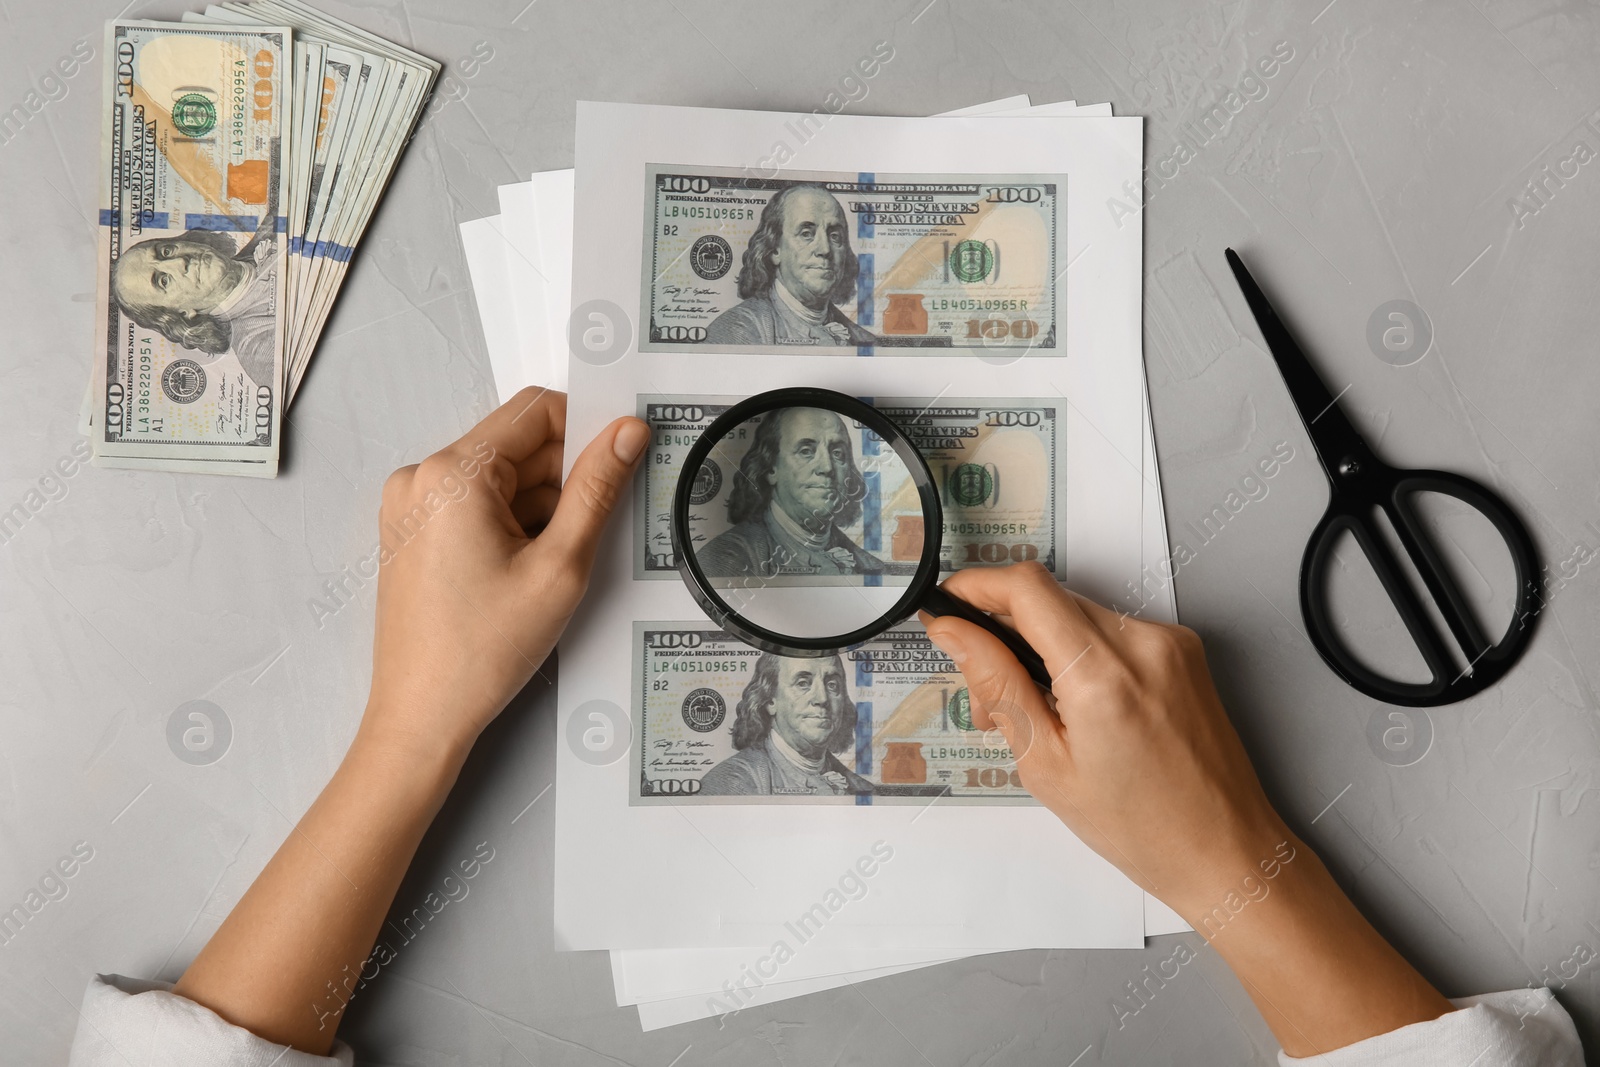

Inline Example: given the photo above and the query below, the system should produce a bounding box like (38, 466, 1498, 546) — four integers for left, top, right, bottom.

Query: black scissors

(1225, 249, 1543, 707)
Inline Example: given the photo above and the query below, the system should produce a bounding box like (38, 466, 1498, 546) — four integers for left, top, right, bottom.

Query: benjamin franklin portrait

(110, 225, 279, 391)
(697, 652, 874, 797)
(696, 407, 884, 579)
(705, 184, 878, 348)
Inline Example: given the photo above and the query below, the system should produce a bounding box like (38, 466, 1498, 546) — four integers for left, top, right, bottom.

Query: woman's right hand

(922, 563, 1462, 1058)
(921, 562, 1294, 918)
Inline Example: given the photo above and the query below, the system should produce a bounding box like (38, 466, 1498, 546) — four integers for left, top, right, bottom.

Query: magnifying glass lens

(684, 404, 921, 641)
(674, 389, 1052, 686)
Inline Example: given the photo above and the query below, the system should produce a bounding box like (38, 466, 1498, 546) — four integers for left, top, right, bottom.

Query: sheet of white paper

(634, 959, 944, 1031)
(458, 215, 524, 402)
(610, 385, 1187, 1010)
(1025, 100, 1109, 116)
(937, 94, 1034, 115)
(1138, 375, 1189, 940)
(611, 95, 1179, 1004)
(456, 99, 1189, 993)
(497, 181, 550, 393)
(613, 426, 1183, 1012)
(457, 99, 1187, 1005)
(611, 381, 1188, 1014)
(556, 101, 1150, 953)
(529, 168, 575, 391)
(613, 944, 978, 1005)
(991, 95, 1188, 941)
(472, 98, 1038, 402)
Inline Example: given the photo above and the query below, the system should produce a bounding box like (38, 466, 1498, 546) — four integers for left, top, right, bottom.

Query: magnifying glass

(671, 387, 1052, 687)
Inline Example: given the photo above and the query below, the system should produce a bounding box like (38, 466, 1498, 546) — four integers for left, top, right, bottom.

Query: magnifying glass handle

(922, 584, 1054, 689)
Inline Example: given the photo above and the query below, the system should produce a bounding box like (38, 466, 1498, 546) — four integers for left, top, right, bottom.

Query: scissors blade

(1225, 249, 1373, 483)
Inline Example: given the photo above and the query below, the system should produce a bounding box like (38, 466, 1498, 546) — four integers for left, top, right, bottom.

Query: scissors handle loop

(1299, 469, 1543, 707)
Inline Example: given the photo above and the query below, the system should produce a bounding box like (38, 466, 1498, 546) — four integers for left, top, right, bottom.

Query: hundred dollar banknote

(632, 623, 1034, 804)
(640, 166, 1061, 354)
(92, 20, 292, 474)
(189, 0, 440, 400)
(634, 395, 1064, 581)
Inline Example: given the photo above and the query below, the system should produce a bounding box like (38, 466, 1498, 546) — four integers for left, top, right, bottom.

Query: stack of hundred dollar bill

(81, 1, 438, 476)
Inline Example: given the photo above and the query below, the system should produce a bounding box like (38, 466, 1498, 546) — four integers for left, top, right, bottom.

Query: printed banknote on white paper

(632, 623, 1034, 804)
(641, 166, 1061, 355)
(634, 394, 1065, 580)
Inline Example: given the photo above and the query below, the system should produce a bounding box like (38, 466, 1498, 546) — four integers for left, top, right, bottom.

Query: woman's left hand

(362, 387, 648, 760)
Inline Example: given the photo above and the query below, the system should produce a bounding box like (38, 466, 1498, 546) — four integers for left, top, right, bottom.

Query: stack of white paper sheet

(460, 97, 1189, 1031)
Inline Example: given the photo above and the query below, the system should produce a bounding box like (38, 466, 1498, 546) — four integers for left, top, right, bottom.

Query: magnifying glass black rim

(671, 387, 945, 657)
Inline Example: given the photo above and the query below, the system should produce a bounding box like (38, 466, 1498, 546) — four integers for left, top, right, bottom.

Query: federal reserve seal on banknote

(641, 166, 1061, 354)
(634, 395, 1064, 581)
(632, 624, 1036, 804)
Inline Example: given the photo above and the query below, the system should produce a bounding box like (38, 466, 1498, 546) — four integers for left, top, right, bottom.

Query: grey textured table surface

(4, 0, 1598, 1063)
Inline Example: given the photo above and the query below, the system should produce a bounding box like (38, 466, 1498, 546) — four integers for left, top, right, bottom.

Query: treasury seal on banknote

(681, 687, 726, 732)
(161, 359, 207, 404)
(688, 458, 722, 505)
(689, 234, 733, 280)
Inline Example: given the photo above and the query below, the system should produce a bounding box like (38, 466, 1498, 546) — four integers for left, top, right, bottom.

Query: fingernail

(613, 419, 649, 463)
(930, 626, 968, 665)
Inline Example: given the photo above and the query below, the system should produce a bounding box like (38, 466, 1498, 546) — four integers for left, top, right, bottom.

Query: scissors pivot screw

(1338, 458, 1362, 477)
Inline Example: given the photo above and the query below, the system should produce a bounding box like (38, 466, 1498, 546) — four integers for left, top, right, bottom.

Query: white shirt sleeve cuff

(1278, 988, 1585, 1067)
(67, 974, 355, 1067)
